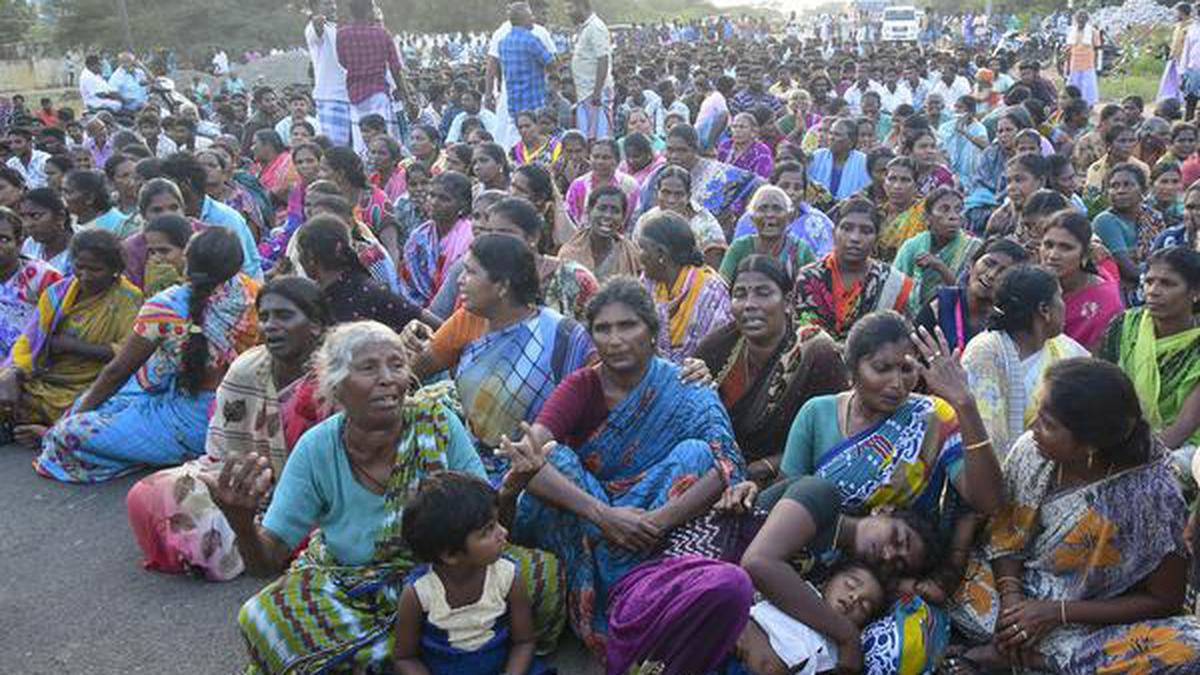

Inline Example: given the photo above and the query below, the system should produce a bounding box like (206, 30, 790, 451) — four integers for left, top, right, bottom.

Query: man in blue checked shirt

(497, 2, 554, 123)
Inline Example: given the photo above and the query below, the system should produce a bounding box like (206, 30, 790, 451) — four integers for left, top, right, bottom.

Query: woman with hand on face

(0, 229, 142, 445)
(1039, 210, 1124, 351)
(0, 206, 62, 355)
(120, 179, 204, 290)
(638, 211, 732, 363)
(945, 360, 1200, 675)
(125, 277, 330, 582)
(893, 186, 982, 307)
(498, 278, 745, 656)
(511, 164, 577, 255)
(719, 185, 814, 284)
(793, 198, 917, 343)
(914, 237, 1029, 352)
(697, 255, 847, 487)
(767, 311, 1004, 673)
(558, 185, 643, 283)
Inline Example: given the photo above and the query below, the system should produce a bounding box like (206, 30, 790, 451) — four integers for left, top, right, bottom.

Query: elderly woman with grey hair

(718, 184, 815, 283)
(207, 320, 564, 673)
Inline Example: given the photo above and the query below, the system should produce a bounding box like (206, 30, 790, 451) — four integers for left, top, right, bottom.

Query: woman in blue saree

(499, 278, 746, 658)
(34, 228, 260, 483)
(410, 234, 594, 478)
(777, 311, 1006, 673)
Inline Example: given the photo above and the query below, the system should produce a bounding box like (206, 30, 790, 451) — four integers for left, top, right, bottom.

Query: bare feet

(13, 424, 47, 450)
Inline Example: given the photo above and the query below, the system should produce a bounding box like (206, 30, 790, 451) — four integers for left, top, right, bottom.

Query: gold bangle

(1060, 600, 1067, 625)
(963, 439, 992, 452)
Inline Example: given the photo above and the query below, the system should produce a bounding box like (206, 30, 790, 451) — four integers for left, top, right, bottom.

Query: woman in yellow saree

(0, 229, 142, 444)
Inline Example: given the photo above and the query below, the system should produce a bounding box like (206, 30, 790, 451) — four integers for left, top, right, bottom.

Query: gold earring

(1087, 450, 1095, 470)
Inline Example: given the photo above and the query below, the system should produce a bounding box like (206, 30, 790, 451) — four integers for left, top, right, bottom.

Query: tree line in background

(18, 0, 716, 60)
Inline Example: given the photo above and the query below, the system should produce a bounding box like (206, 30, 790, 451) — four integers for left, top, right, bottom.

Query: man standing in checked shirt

(497, 3, 554, 135)
(336, 0, 409, 153)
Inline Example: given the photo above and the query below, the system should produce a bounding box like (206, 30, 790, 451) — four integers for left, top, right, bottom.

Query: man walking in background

(570, 0, 613, 139)
(306, 0, 352, 147)
(497, 3, 554, 134)
(486, 0, 556, 148)
(337, 0, 408, 152)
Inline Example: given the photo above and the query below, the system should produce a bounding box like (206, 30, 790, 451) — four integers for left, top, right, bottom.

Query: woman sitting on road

(209, 321, 561, 673)
(946, 359, 1200, 674)
(499, 278, 746, 655)
(696, 255, 847, 486)
(34, 228, 259, 483)
(793, 197, 917, 342)
(962, 265, 1089, 460)
(638, 211, 732, 363)
(125, 277, 330, 581)
(1, 229, 141, 443)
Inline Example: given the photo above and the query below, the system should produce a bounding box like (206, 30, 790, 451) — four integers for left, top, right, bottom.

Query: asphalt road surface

(0, 445, 600, 674)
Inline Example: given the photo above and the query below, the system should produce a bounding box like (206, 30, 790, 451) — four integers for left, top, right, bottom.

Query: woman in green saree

(1099, 247, 1200, 455)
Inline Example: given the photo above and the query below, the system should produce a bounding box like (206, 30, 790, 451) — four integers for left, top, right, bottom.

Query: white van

(881, 6, 920, 43)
